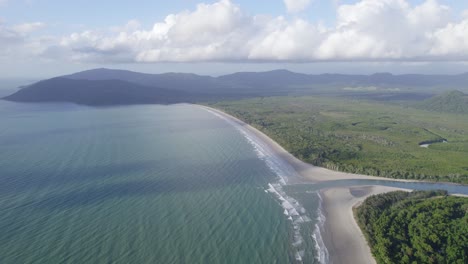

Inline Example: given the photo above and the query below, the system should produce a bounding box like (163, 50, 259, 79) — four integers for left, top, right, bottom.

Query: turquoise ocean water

(1, 102, 467, 264)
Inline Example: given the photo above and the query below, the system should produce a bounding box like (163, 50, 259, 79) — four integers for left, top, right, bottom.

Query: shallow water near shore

(1, 102, 467, 264)
(0, 102, 301, 263)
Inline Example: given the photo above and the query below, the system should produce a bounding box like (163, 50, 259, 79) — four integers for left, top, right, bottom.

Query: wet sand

(321, 186, 410, 264)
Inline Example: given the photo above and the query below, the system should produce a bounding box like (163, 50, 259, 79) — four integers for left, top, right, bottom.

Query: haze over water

(1, 102, 467, 264)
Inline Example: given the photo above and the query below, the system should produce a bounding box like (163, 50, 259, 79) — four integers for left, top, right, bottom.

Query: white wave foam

(312, 192, 329, 264)
(295, 251, 304, 261)
(204, 107, 328, 264)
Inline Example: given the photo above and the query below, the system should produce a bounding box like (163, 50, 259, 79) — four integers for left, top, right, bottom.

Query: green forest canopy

(211, 96, 468, 183)
(355, 190, 468, 264)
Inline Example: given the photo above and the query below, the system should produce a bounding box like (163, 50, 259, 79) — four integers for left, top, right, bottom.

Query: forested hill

(355, 190, 468, 264)
(64, 68, 236, 94)
(3, 68, 468, 105)
(418, 90, 468, 114)
(2, 78, 192, 105)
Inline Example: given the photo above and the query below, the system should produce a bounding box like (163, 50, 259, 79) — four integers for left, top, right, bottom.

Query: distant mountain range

(3, 68, 468, 105)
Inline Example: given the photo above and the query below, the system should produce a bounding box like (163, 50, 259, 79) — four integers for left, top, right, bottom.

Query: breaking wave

(204, 107, 329, 264)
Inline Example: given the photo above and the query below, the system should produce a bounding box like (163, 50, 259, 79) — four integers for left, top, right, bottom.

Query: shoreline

(320, 186, 410, 264)
(199, 105, 464, 264)
(200, 105, 411, 263)
(200, 105, 417, 184)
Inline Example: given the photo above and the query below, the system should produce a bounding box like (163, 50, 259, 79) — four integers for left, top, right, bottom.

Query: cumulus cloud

(20, 0, 468, 63)
(429, 19, 468, 58)
(284, 0, 312, 13)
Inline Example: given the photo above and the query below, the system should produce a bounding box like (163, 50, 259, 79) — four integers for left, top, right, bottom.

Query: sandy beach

(321, 186, 409, 264)
(202, 105, 411, 183)
(200, 105, 418, 264)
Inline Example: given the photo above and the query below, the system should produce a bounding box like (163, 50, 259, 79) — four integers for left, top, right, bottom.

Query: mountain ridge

(3, 78, 192, 105)
(3, 68, 468, 106)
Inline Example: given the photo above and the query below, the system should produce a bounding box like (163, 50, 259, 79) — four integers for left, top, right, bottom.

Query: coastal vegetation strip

(354, 190, 468, 264)
(210, 96, 468, 183)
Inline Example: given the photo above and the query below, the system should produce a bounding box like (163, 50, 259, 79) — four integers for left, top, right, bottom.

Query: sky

(1, 0, 468, 78)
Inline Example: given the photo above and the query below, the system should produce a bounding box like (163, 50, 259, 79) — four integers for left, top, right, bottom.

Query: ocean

(1, 101, 467, 264)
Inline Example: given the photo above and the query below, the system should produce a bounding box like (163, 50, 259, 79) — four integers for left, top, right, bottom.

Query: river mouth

(1, 102, 467, 264)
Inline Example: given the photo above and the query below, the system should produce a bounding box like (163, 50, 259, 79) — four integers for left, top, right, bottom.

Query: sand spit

(199, 105, 459, 264)
(321, 186, 410, 264)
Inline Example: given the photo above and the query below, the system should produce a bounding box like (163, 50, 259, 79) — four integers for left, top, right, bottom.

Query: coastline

(320, 186, 410, 264)
(200, 105, 414, 184)
(200, 105, 419, 263)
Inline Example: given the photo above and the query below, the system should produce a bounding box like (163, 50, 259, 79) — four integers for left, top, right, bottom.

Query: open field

(211, 96, 468, 183)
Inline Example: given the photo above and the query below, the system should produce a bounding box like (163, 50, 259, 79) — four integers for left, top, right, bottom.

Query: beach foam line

(203, 107, 291, 184)
(312, 192, 329, 264)
(267, 183, 308, 263)
(202, 106, 328, 264)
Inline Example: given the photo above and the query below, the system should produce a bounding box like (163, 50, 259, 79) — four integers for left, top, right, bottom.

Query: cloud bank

(3, 0, 468, 63)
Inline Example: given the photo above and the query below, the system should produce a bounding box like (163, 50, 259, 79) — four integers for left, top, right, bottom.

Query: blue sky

(3, 0, 467, 28)
(1, 0, 468, 78)
(2, 0, 335, 33)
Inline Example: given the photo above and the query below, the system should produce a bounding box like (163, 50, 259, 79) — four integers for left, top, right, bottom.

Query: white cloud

(284, 0, 312, 13)
(12, 22, 45, 34)
(0, 21, 46, 56)
(0, 21, 45, 43)
(429, 19, 468, 58)
(12, 0, 468, 63)
(248, 18, 321, 60)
